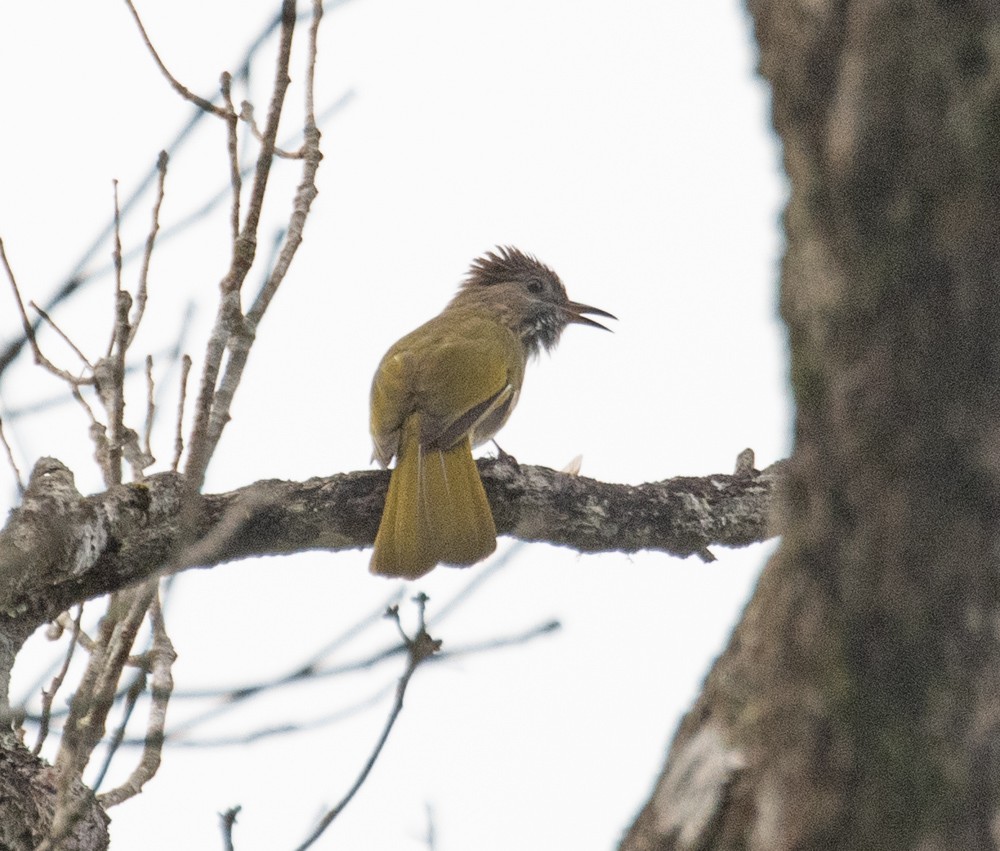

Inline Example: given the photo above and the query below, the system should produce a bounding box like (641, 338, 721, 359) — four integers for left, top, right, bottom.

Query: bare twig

(196, 0, 324, 481)
(172, 354, 192, 472)
(129, 151, 169, 344)
(292, 594, 442, 851)
(55, 610, 97, 653)
(29, 302, 93, 369)
(220, 805, 241, 851)
(33, 606, 83, 756)
(0, 418, 24, 495)
(145, 620, 558, 748)
(70, 384, 112, 478)
(246, 0, 322, 328)
(184, 0, 311, 490)
(151, 682, 394, 748)
(142, 355, 155, 470)
(91, 667, 146, 793)
(93, 181, 132, 486)
(424, 803, 438, 851)
(53, 587, 156, 772)
(98, 593, 177, 808)
(238, 101, 303, 159)
(108, 180, 124, 360)
(220, 73, 241, 242)
(122, 0, 228, 118)
(143, 589, 405, 739)
(42, 89, 352, 301)
(48, 582, 157, 845)
(1, 237, 93, 385)
(0, 9, 338, 385)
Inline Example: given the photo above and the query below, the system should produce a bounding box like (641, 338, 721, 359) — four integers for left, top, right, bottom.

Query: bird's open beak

(566, 300, 617, 331)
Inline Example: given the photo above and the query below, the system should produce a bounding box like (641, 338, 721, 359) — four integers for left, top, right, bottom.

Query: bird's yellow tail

(371, 416, 496, 578)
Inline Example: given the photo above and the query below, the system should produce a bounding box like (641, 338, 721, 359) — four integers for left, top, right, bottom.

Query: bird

(369, 246, 614, 579)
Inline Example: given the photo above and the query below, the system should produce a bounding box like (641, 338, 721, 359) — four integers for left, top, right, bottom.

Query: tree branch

(0, 454, 783, 636)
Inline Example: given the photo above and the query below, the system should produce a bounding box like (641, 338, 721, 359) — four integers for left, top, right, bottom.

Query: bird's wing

(370, 349, 410, 467)
(413, 317, 521, 450)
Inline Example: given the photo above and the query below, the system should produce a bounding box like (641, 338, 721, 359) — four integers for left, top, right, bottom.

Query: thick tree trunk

(621, 2, 1000, 849)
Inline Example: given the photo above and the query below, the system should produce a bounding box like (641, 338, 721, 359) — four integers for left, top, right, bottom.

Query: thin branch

(122, 0, 229, 118)
(220, 74, 241, 243)
(2, 336, 190, 422)
(238, 101, 304, 159)
(142, 355, 155, 471)
(0, 9, 337, 385)
(184, 0, 308, 490)
(29, 302, 94, 369)
(53, 583, 157, 783)
(150, 682, 395, 748)
(107, 181, 124, 359)
(91, 666, 146, 793)
(47, 583, 156, 847)
(220, 806, 241, 851)
(55, 610, 97, 653)
(33, 606, 83, 756)
(1, 237, 94, 385)
(143, 619, 558, 748)
(54, 90, 353, 296)
(231, 0, 297, 271)
(197, 0, 324, 475)
(94, 181, 132, 486)
(128, 151, 169, 344)
(245, 0, 322, 329)
(424, 804, 438, 851)
(292, 595, 442, 851)
(0, 418, 24, 496)
(172, 354, 192, 472)
(71, 384, 112, 480)
(98, 593, 177, 808)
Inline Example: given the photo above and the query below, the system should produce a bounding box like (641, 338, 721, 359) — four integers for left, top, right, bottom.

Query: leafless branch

(424, 804, 438, 851)
(45, 582, 157, 846)
(0, 10, 346, 386)
(128, 151, 169, 344)
(220, 805, 241, 851)
(71, 384, 112, 478)
(154, 682, 395, 748)
(53, 583, 157, 787)
(52, 610, 96, 653)
(238, 101, 303, 159)
(173, 354, 192, 472)
(97, 593, 177, 808)
(33, 606, 83, 756)
(142, 355, 155, 471)
(122, 0, 229, 118)
(161, 619, 558, 748)
(29, 302, 93, 369)
(220, 73, 241, 242)
(1, 237, 94, 385)
(0, 417, 24, 495)
(292, 595, 442, 851)
(184, 0, 319, 491)
(91, 666, 146, 794)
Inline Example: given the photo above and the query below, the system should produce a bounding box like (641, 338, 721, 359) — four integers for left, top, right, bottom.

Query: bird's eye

(526, 279, 543, 294)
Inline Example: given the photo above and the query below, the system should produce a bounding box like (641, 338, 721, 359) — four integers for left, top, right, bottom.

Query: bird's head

(451, 246, 615, 356)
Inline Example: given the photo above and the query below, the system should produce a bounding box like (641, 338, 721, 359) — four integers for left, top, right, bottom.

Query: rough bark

(0, 735, 109, 851)
(0, 454, 781, 639)
(621, 2, 1000, 849)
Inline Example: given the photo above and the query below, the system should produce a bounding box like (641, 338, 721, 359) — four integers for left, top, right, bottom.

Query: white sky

(0, 1, 787, 849)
